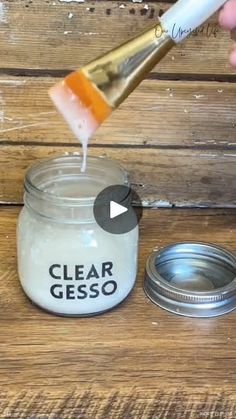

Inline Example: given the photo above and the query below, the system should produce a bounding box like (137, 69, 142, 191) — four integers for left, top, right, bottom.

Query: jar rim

(24, 154, 129, 207)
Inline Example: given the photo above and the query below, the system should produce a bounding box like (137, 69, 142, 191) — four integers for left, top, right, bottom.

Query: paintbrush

(49, 0, 227, 167)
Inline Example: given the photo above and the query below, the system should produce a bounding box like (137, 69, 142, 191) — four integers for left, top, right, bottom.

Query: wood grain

(0, 145, 235, 207)
(1, 77, 236, 148)
(0, 0, 234, 76)
(0, 389, 236, 418)
(0, 207, 236, 417)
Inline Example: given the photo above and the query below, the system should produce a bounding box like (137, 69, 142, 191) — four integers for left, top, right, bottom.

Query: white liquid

(17, 171, 138, 316)
(49, 82, 99, 173)
(17, 210, 138, 315)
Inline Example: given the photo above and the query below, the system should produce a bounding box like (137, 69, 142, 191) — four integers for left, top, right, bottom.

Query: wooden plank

(0, 388, 236, 419)
(1, 77, 236, 147)
(0, 145, 235, 206)
(0, 207, 236, 409)
(0, 389, 236, 418)
(0, 0, 234, 75)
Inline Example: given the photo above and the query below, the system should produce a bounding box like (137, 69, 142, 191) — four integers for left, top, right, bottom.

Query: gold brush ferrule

(83, 22, 175, 108)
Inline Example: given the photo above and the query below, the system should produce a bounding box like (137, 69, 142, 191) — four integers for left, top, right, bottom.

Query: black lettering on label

(102, 262, 113, 277)
(75, 265, 84, 280)
(89, 283, 99, 298)
(50, 284, 63, 299)
(86, 264, 99, 280)
(102, 280, 117, 296)
(66, 285, 75, 299)
(49, 264, 61, 279)
(77, 284, 88, 299)
(63, 265, 73, 280)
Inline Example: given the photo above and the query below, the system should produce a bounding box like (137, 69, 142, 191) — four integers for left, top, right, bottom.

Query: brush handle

(160, 0, 227, 43)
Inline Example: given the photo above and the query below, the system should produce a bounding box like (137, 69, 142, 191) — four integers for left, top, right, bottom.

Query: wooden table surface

(0, 207, 236, 417)
(0, 0, 235, 209)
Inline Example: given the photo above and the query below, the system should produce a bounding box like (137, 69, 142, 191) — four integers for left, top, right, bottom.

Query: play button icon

(110, 201, 128, 219)
(93, 185, 142, 234)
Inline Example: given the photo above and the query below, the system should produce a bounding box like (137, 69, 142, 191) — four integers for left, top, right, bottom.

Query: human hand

(219, 0, 236, 67)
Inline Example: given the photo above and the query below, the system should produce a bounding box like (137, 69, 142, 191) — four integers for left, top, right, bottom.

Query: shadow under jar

(17, 155, 139, 316)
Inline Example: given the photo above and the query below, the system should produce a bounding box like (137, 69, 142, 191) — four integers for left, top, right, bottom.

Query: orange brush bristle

(64, 70, 112, 124)
(49, 70, 112, 144)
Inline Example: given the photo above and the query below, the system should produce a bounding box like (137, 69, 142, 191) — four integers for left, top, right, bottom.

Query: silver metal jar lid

(144, 242, 236, 318)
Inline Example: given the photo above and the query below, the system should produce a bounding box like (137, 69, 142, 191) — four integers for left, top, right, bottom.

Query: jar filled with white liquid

(17, 155, 139, 316)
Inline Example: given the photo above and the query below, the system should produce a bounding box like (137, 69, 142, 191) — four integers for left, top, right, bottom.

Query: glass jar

(17, 155, 139, 316)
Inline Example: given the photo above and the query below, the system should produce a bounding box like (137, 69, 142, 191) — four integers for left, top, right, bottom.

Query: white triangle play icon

(110, 200, 128, 219)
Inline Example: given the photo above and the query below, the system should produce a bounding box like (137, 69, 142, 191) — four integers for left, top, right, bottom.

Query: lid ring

(144, 242, 236, 317)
